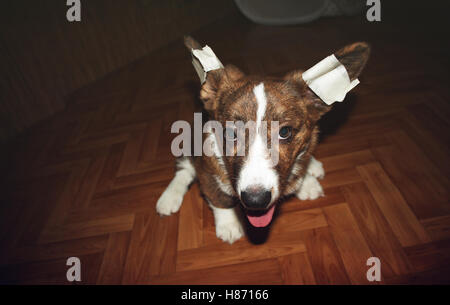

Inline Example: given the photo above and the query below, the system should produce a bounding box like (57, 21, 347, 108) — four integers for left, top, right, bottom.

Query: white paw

(307, 157, 325, 179)
(156, 161, 195, 216)
(297, 174, 324, 200)
(210, 204, 244, 244)
(156, 188, 184, 216)
(216, 220, 244, 244)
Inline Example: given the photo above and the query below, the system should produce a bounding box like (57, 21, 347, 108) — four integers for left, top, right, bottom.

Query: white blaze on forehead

(254, 83, 267, 130)
(237, 83, 279, 202)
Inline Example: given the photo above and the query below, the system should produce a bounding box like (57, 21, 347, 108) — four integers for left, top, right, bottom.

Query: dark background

(1, 0, 448, 144)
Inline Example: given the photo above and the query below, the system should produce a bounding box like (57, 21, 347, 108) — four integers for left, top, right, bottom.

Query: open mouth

(245, 205, 275, 228)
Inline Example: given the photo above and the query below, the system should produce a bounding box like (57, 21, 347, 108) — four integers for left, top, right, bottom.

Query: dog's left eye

(224, 127, 237, 141)
(279, 126, 292, 140)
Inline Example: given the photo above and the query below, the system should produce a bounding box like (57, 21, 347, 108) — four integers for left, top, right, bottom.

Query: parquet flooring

(1, 8, 449, 284)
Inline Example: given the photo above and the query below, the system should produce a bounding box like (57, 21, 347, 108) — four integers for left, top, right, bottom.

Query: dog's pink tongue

(247, 206, 275, 227)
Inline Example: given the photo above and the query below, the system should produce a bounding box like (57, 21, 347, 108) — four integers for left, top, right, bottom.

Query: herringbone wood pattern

(1, 10, 449, 284)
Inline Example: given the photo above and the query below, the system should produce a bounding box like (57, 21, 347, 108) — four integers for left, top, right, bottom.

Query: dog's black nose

(241, 188, 272, 209)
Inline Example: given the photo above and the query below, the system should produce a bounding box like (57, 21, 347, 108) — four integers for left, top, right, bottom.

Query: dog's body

(157, 37, 370, 244)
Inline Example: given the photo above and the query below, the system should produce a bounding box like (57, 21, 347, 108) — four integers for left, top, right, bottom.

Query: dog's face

(199, 42, 370, 227)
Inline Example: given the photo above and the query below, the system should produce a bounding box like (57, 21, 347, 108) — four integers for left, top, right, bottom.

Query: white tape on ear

(191, 45, 224, 84)
(302, 54, 359, 105)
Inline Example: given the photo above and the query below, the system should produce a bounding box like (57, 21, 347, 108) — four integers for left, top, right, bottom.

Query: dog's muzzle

(240, 186, 271, 210)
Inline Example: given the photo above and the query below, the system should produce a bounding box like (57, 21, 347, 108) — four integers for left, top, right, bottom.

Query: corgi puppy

(156, 36, 370, 244)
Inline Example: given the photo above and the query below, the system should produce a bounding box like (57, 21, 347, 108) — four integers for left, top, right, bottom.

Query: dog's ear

(200, 64, 244, 112)
(334, 42, 371, 81)
(284, 70, 331, 121)
(184, 35, 202, 50)
(184, 35, 245, 112)
(285, 42, 370, 121)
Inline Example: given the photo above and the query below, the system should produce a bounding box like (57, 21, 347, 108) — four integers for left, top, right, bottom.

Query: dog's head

(186, 36, 370, 227)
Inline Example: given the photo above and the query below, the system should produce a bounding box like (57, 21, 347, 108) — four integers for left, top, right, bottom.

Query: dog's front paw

(156, 188, 184, 216)
(297, 174, 324, 200)
(307, 157, 325, 179)
(216, 221, 244, 244)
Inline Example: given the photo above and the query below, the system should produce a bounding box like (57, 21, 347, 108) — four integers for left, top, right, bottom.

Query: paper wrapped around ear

(302, 54, 359, 105)
(191, 45, 224, 84)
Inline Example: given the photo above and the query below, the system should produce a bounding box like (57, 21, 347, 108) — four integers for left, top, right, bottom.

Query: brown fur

(184, 36, 370, 210)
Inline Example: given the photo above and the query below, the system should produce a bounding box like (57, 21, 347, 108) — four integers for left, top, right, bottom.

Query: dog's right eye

(279, 126, 292, 140)
(224, 127, 237, 141)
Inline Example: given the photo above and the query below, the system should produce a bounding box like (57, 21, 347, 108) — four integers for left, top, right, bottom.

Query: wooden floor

(1, 9, 449, 284)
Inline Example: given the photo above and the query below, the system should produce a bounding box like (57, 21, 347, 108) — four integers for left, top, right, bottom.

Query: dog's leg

(296, 174, 324, 200)
(156, 158, 196, 216)
(307, 156, 325, 179)
(209, 203, 244, 244)
(296, 156, 325, 200)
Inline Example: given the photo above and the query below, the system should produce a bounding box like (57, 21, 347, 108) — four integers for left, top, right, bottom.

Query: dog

(156, 36, 370, 244)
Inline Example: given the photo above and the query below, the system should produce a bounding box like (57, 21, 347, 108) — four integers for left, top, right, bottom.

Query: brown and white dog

(156, 36, 370, 244)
